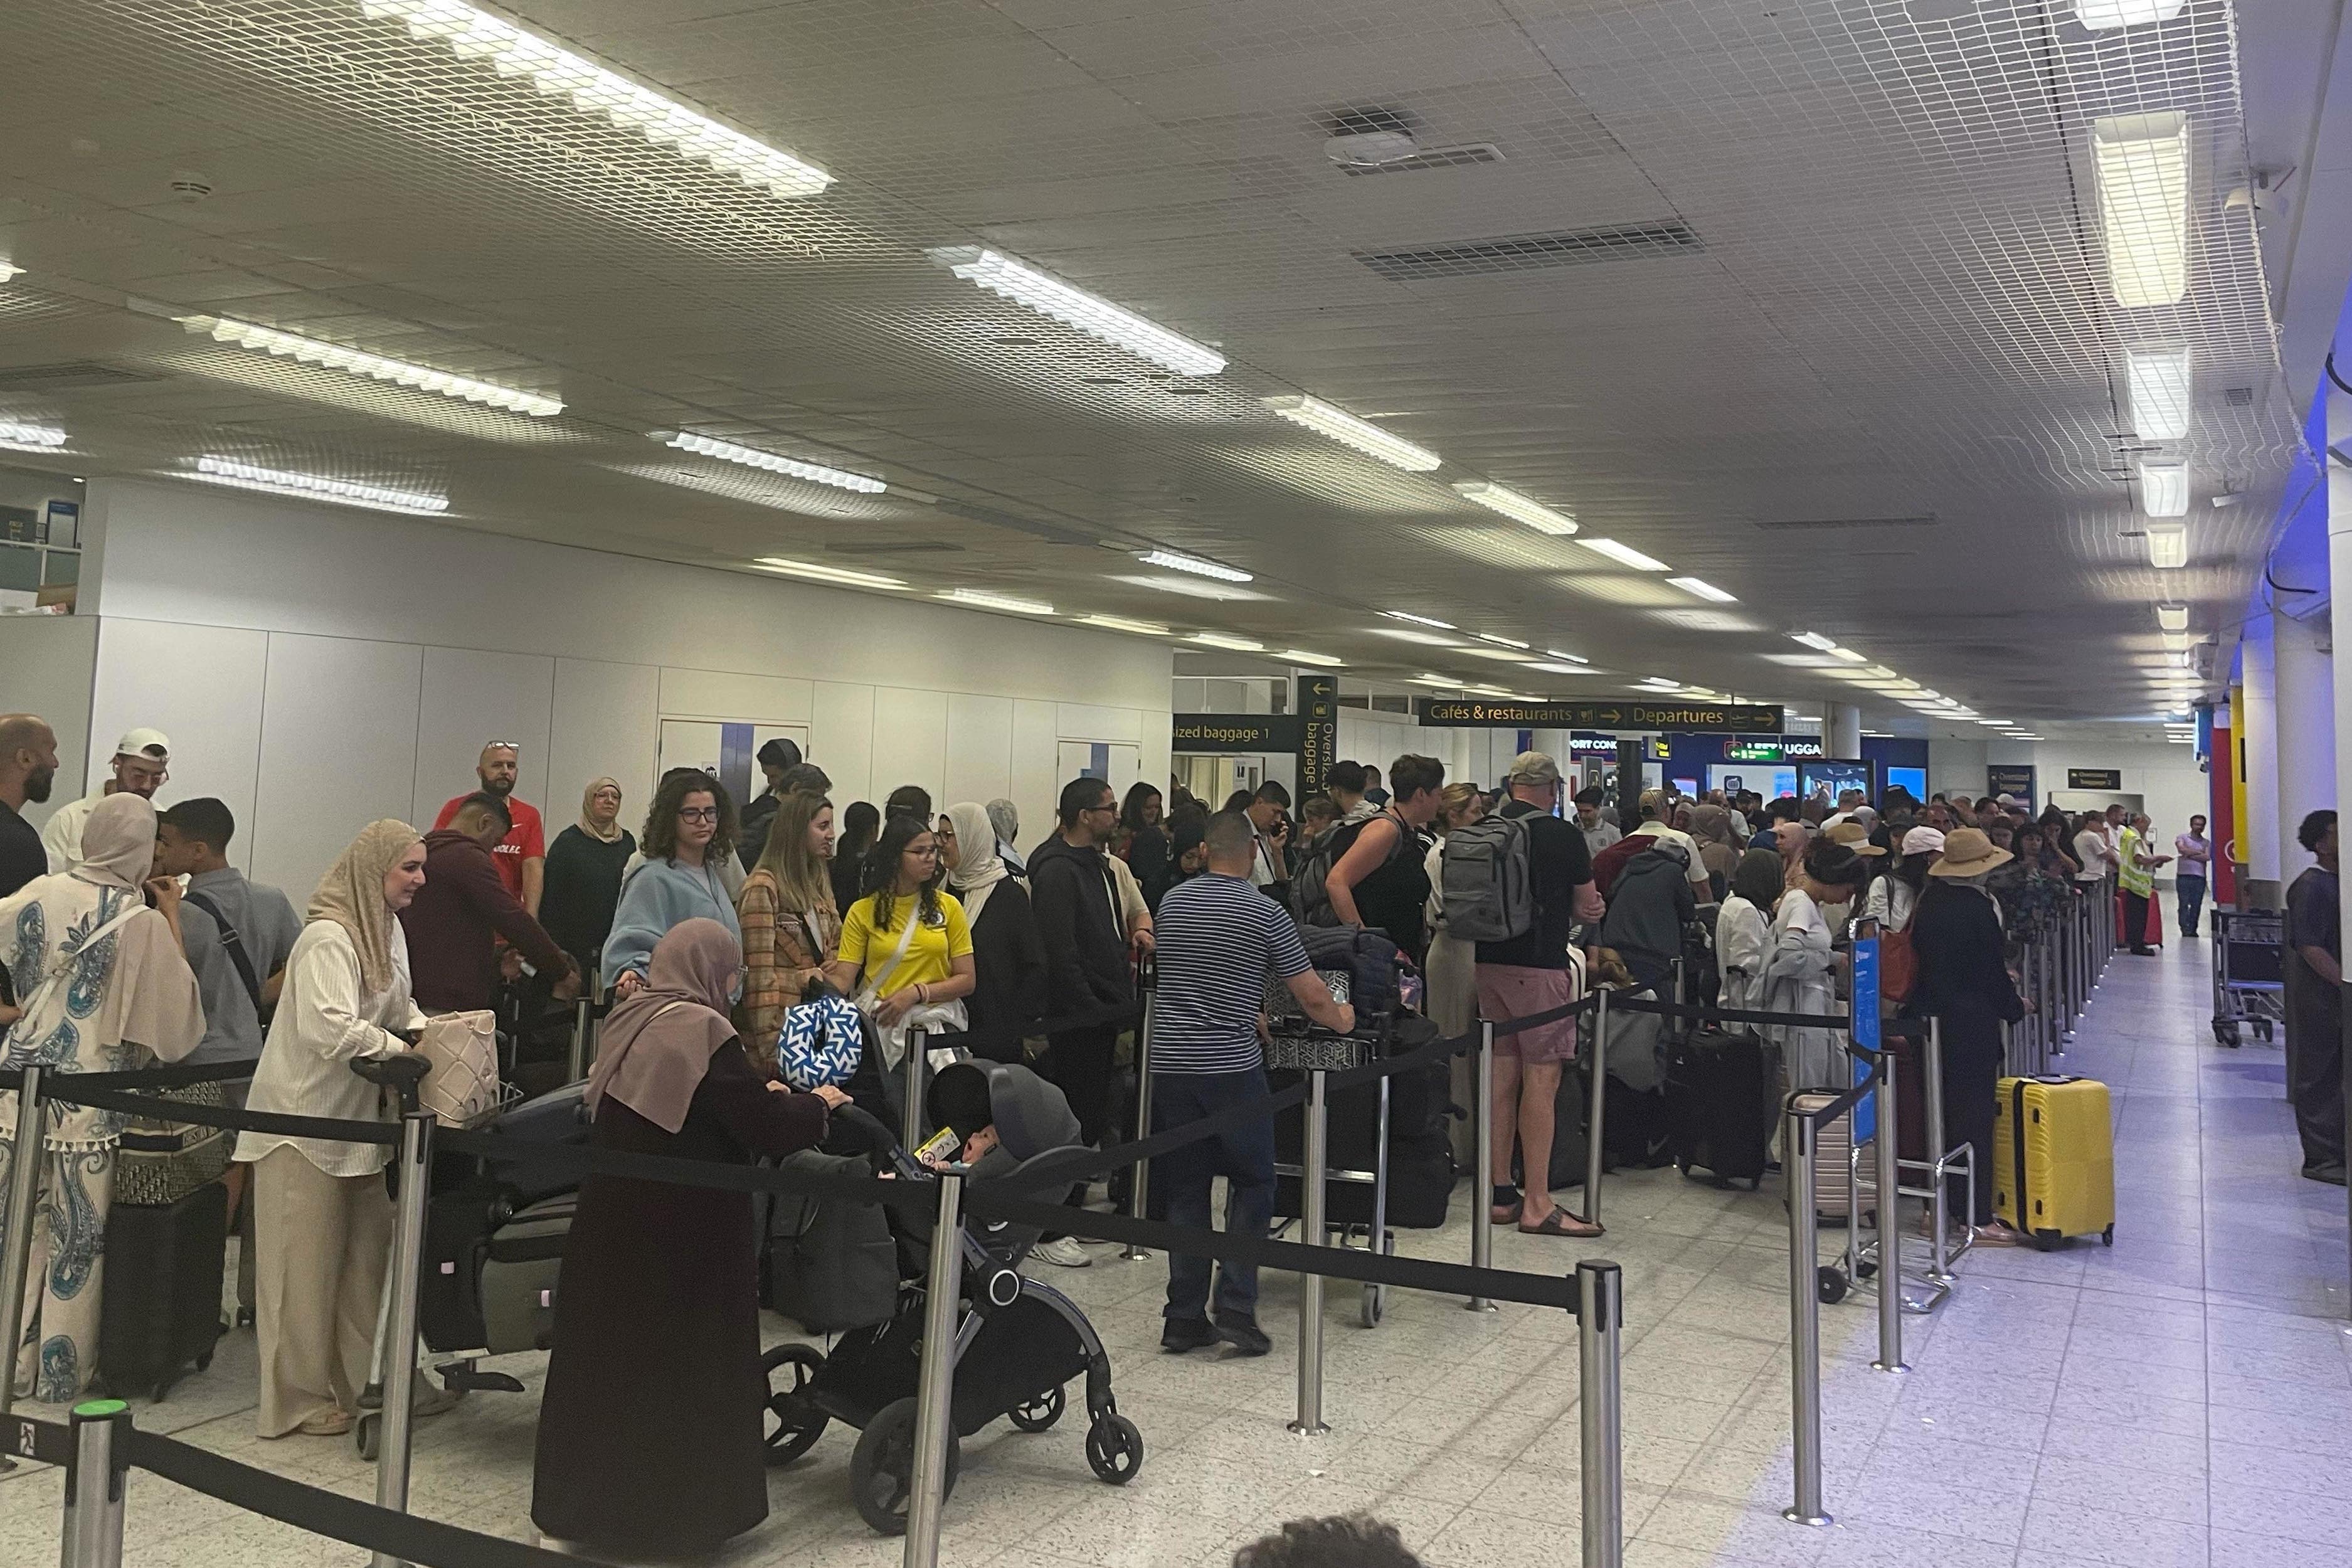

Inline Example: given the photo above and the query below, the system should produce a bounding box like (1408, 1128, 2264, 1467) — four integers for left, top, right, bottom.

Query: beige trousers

(252, 1146, 391, 1437)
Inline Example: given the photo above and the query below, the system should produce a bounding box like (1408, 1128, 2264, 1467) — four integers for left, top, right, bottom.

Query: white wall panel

(657, 668, 813, 725)
(869, 688, 950, 810)
(250, 635, 423, 900)
(0, 615, 97, 833)
(1054, 703, 1143, 744)
(411, 647, 554, 828)
(551, 659, 660, 817)
(943, 693, 1014, 810)
(90, 619, 267, 868)
(1009, 701, 1059, 854)
(810, 683, 875, 808)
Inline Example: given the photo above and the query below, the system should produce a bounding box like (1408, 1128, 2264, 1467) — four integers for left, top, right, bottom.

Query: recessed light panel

(184, 314, 562, 416)
(930, 247, 1224, 375)
(189, 455, 448, 515)
(1263, 395, 1441, 471)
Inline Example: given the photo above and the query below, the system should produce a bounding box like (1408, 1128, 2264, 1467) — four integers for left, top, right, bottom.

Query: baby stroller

(760, 1060, 1143, 1535)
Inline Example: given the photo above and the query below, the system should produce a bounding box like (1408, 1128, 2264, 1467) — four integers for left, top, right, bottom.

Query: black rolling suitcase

(1665, 1027, 1770, 1189)
(100, 1182, 227, 1401)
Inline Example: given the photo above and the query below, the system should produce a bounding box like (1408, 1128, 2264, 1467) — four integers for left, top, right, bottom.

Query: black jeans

(2285, 952, 2346, 1169)
(1937, 1012, 2004, 1227)
(2122, 888, 2153, 951)
(2176, 875, 2206, 937)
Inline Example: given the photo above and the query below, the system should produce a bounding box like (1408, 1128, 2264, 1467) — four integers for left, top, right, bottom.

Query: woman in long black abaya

(531, 918, 842, 1555)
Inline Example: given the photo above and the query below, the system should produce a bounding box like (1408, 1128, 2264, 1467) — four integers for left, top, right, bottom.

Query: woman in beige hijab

(236, 819, 437, 1438)
(0, 792, 204, 1401)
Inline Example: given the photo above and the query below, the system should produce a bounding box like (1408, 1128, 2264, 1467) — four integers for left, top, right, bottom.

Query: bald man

(0, 712, 59, 898)
(433, 741, 546, 914)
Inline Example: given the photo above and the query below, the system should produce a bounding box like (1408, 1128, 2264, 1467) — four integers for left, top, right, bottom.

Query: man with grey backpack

(1446, 753, 1606, 1239)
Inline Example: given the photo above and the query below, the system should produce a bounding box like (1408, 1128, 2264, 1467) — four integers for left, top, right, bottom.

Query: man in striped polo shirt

(1152, 810, 1355, 1356)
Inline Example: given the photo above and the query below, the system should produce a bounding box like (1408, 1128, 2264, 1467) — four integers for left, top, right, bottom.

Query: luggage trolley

(1265, 1028, 1395, 1329)
(2211, 909, 2284, 1046)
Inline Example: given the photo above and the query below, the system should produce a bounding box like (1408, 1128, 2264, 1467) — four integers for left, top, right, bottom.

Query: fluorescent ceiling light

(1465, 645, 1538, 664)
(2092, 111, 2190, 309)
(1384, 610, 1454, 629)
(928, 246, 1223, 376)
(1113, 573, 1267, 603)
(1452, 480, 1576, 535)
(2075, 0, 2188, 28)
(1076, 613, 1168, 637)
(1545, 649, 1590, 664)
(1791, 632, 1840, 652)
(1666, 576, 1736, 603)
(2156, 604, 2188, 631)
(2126, 345, 2193, 442)
(2161, 630, 2190, 652)
(1525, 662, 1596, 675)
(1974, 718, 2013, 726)
(0, 418, 68, 450)
(2146, 522, 2189, 569)
(358, 0, 832, 196)
(1263, 395, 1439, 471)
(750, 556, 906, 590)
(1638, 677, 1683, 690)
(941, 586, 1052, 615)
(188, 455, 448, 515)
(0, 261, 20, 282)
(1189, 632, 1266, 652)
(183, 314, 561, 416)
(1577, 537, 1669, 572)
(660, 431, 884, 493)
(1372, 627, 1461, 648)
(2137, 459, 2190, 517)
(1475, 633, 1532, 649)
(1136, 549, 1249, 583)
(1410, 674, 1463, 688)
(1828, 646, 1868, 663)
(1284, 649, 1345, 667)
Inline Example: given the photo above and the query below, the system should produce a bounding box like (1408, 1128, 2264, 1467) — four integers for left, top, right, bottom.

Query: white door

(658, 719, 809, 809)
(1058, 741, 1141, 800)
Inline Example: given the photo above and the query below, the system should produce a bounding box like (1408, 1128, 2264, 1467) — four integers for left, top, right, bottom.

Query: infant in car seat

(916, 1060, 1082, 1177)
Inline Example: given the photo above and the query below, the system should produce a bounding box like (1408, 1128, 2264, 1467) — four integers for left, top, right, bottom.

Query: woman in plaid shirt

(735, 790, 841, 1071)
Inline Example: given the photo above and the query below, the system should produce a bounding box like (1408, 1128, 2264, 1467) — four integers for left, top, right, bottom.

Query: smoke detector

(1320, 106, 1421, 169)
(169, 171, 214, 203)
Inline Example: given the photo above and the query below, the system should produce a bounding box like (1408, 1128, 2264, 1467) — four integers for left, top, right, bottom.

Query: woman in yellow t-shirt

(825, 812, 977, 1027)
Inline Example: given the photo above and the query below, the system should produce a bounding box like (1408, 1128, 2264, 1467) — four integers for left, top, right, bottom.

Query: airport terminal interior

(3, 0, 2352, 1565)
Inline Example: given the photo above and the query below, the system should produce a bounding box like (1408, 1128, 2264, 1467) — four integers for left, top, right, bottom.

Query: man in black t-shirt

(1473, 752, 1605, 1239)
(0, 712, 58, 903)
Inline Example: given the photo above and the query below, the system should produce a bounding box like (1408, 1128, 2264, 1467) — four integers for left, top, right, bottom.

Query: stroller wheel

(851, 1397, 959, 1536)
(1007, 1383, 1065, 1433)
(1084, 1412, 1145, 1485)
(354, 1411, 380, 1463)
(760, 1344, 829, 1467)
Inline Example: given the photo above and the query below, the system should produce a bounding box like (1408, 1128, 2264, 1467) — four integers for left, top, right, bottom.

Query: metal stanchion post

(1577, 1260, 1624, 1568)
(1924, 1019, 1953, 1283)
(0, 1062, 45, 1456)
(567, 996, 593, 1083)
(1782, 1103, 1830, 1527)
(901, 1027, 929, 1153)
(1290, 1067, 1330, 1438)
(1585, 988, 1611, 1227)
(903, 1171, 963, 1568)
(1467, 1019, 1496, 1312)
(60, 1398, 130, 1568)
(1121, 987, 1155, 1261)
(1871, 1055, 1905, 1374)
(371, 1109, 435, 1568)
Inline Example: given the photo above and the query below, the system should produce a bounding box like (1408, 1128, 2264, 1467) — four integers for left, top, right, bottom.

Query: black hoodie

(1027, 834, 1135, 1025)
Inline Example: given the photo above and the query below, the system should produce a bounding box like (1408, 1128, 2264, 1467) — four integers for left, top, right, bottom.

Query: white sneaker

(1034, 1236, 1093, 1268)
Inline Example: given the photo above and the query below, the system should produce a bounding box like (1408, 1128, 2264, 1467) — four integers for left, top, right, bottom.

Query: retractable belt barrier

(0, 1056, 255, 1093)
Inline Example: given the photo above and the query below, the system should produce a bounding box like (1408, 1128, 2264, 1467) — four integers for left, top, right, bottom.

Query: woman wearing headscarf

(938, 802, 1046, 1064)
(1688, 803, 1739, 903)
(1908, 829, 2028, 1246)
(539, 777, 635, 985)
(1764, 841, 1870, 1093)
(0, 793, 204, 1401)
(1715, 846, 1783, 1015)
(736, 790, 840, 1069)
(236, 820, 433, 1437)
(531, 919, 842, 1555)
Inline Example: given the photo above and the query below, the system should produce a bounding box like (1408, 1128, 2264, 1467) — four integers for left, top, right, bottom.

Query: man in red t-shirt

(433, 741, 547, 914)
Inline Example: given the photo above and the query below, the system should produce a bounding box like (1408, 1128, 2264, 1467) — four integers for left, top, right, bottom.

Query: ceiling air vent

(1353, 221, 1703, 281)
(0, 361, 166, 390)
(1750, 513, 1939, 532)
(825, 539, 962, 556)
(1340, 144, 1504, 176)
(2223, 386, 2254, 406)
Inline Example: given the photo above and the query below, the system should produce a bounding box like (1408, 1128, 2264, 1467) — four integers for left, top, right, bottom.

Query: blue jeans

(2176, 874, 2206, 936)
(1152, 1067, 1275, 1322)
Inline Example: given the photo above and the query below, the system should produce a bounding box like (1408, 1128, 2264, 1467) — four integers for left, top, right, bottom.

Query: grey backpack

(1440, 812, 1535, 942)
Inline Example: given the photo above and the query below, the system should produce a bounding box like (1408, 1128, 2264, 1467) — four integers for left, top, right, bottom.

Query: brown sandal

(1518, 1205, 1604, 1239)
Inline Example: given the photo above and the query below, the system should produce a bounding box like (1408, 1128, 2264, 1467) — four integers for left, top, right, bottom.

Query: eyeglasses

(678, 807, 721, 823)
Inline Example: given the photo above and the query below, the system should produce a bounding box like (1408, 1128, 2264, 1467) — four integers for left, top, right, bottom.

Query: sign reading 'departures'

(1172, 714, 1303, 753)
(1415, 699, 1783, 734)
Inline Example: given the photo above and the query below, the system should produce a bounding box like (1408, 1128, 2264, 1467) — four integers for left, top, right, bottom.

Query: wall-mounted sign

(1567, 731, 1621, 758)
(1988, 765, 2037, 802)
(1414, 699, 1783, 733)
(1725, 741, 1783, 763)
(1782, 736, 1825, 760)
(1720, 734, 1821, 764)
(1295, 675, 1337, 791)
(1172, 713, 1303, 753)
(2067, 768, 2123, 792)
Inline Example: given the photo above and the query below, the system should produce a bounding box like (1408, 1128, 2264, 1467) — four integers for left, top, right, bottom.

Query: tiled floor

(5, 935, 2348, 1566)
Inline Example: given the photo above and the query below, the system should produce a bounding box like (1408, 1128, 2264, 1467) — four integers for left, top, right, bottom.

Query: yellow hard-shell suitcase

(1993, 1074, 2114, 1249)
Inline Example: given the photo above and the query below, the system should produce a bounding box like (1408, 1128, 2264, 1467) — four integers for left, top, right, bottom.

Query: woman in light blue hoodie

(603, 770, 741, 1000)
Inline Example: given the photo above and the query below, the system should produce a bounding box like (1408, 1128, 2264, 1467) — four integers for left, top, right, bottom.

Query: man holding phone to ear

(1242, 780, 1293, 893)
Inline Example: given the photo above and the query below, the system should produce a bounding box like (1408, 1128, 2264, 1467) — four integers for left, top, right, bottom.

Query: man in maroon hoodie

(401, 792, 578, 1014)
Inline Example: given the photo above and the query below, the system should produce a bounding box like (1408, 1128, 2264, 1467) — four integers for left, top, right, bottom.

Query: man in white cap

(41, 726, 171, 872)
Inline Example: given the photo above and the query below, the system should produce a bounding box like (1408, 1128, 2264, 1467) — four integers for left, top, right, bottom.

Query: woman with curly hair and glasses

(603, 770, 741, 1001)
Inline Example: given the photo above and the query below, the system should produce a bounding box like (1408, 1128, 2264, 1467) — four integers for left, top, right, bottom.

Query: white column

(2329, 358, 2352, 956)
(2274, 609, 2336, 885)
(1826, 703, 1863, 758)
(2242, 614, 2280, 901)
